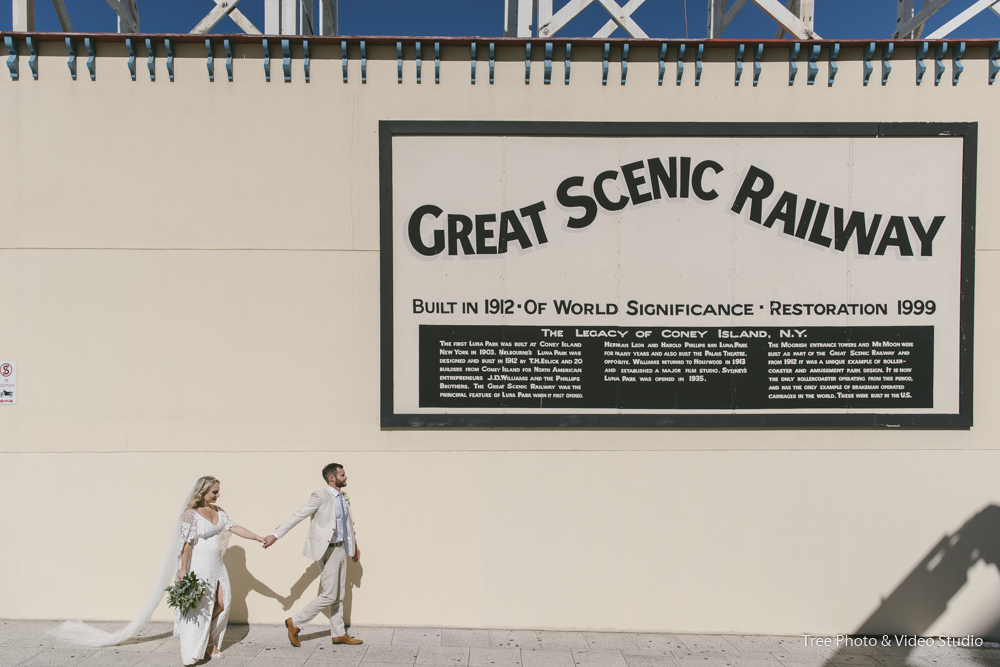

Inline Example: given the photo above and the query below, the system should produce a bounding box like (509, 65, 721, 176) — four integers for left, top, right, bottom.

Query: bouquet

(165, 572, 210, 615)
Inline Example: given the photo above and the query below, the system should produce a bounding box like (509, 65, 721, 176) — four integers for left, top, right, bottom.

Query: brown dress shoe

(331, 634, 363, 645)
(285, 618, 301, 647)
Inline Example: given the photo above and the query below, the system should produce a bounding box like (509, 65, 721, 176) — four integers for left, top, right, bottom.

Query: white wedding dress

(176, 508, 235, 665)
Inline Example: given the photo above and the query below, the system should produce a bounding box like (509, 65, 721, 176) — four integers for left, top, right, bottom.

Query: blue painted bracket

(934, 42, 947, 85)
(263, 38, 271, 82)
(361, 40, 367, 84)
(489, 42, 494, 84)
(225, 39, 233, 82)
(416, 41, 422, 83)
(435, 41, 441, 84)
(990, 41, 999, 84)
(65, 37, 76, 80)
(303, 40, 310, 83)
(4, 36, 17, 80)
(862, 42, 874, 85)
(341, 39, 347, 83)
(694, 43, 703, 85)
(85, 37, 96, 80)
(735, 43, 744, 86)
(828, 42, 839, 86)
(26, 36, 37, 80)
(676, 43, 685, 85)
(952, 41, 964, 85)
(146, 38, 155, 81)
(602, 42, 609, 85)
(524, 42, 530, 85)
(205, 39, 214, 82)
(788, 42, 799, 85)
(916, 41, 927, 84)
(753, 43, 762, 86)
(658, 43, 666, 85)
(125, 37, 135, 80)
(807, 44, 819, 85)
(564, 43, 571, 84)
(282, 38, 291, 82)
(543, 42, 552, 84)
(165, 38, 174, 81)
(621, 42, 629, 85)
(881, 42, 893, 85)
(471, 42, 476, 84)
(396, 41, 402, 83)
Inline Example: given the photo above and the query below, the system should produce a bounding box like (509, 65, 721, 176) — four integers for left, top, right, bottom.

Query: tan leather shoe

(331, 634, 363, 645)
(285, 618, 301, 647)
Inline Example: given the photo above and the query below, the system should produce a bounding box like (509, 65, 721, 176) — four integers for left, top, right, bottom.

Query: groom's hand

(262, 535, 277, 549)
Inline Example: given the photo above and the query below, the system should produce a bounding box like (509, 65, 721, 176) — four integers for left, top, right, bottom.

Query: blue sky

(2, 0, 999, 38)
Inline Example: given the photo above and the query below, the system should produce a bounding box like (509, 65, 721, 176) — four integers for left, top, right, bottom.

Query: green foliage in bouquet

(165, 572, 210, 616)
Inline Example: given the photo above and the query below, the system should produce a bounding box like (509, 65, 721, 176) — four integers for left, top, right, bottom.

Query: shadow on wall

(223, 546, 291, 624)
(284, 556, 365, 634)
(824, 504, 1000, 665)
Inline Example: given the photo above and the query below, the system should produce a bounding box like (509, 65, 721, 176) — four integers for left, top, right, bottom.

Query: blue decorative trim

(146, 38, 155, 81)
(341, 39, 347, 83)
(416, 41, 422, 84)
(916, 41, 927, 85)
(694, 43, 702, 85)
(282, 38, 291, 83)
(952, 41, 964, 85)
(881, 42, 893, 85)
(489, 42, 494, 84)
(125, 37, 135, 80)
(263, 38, 271, 82)
(862, 42, 874, 86)
(224, 38, 233, 82)
(807, 44, 819, 85)
(165, 38, 174, 81)
(435, 41, 441, 84)
(65, 37, 76, 80)
(621, 42, 629, 85)
(990, 41, 999, 85)
(934, 42, 947, 85)
(523, 42, 530, 85)
(397, 41, 402, 83)
(361, 40, 367, 84)
(205, 39, 214, 82)
(602, 42, 609, 86)
(544, 42, 552, 84)
(564, 43, 571, 84)
(4, 36, 16, 80)
(658, 43, 666, 85)
(828, 42, 839, 86)
(676, 43, 685, 85)
(471, 42, 476, 84)
(788, 42, 799, 85)
(753, 43, 762, 86)
(303, 40, 310, 83)
(734, 43, 744, 86)
(85, 36, 96, 80)
(26, 36, 37, 80)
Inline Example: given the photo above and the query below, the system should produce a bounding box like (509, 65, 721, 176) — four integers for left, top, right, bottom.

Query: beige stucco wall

(1, 37, 999, 636)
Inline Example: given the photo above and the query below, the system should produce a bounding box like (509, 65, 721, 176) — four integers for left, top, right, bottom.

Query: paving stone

(677, 636, 742, 654)
(490, 632, 541, 650)
(257, 642, 319, 659)
(521, 649, 576, 667)
(362, 644, 420, 663)
(245, 656, 311, 667)
(416, 646, 470, 665)
(671, 650, 736, 666)
(2, 637, 58, 650)
(310, 643, 369, 665)
(77, 650, 144, 666)
(0, 645, 46, 666)
(725, 654, 784, 667)
(571, 649, 630, 667)
(583, 634, 640, 652)
(350, 628, 397, 645)
(393, 629, 442, 647)
(0, 622, 63, 640)
(19, 647, 97, 666)
(538, 633, 589, 651)
(131, 652, 199, 667)
(469, 648, 523, 667)
(622, 650, 681, 667)
(630, 636, 687, 652)
(443, 631, 491, 648)
(719, 637, 784, 654)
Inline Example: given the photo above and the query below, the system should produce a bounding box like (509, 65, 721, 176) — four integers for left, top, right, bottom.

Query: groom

(263, 463, 363, 647)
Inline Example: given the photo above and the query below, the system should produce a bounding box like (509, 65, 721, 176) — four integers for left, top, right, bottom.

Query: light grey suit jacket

(273, 487, 356, 561)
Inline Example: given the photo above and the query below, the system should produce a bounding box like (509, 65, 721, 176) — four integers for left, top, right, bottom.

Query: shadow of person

(223, 545, 292, 644)
(344, 558, 364, 628)
(283, 555, 365, 636)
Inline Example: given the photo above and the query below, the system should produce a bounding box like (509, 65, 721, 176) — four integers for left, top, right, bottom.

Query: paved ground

(0, 620, 997, 667)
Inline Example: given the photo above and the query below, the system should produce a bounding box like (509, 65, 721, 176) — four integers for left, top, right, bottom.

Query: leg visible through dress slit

(208, 577, 232, 657)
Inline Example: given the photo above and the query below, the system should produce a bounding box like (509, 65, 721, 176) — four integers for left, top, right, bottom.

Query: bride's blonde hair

(186, 476, 219, 509)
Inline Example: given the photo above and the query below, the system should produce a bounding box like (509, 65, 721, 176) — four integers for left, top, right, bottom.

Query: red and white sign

(0, 362, 15, 404)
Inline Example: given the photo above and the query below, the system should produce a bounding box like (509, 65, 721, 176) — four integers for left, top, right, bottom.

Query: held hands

(262, 535, 277, 549)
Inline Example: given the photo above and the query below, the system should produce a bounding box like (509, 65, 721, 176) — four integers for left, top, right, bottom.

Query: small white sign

(0, 361, 15, 404)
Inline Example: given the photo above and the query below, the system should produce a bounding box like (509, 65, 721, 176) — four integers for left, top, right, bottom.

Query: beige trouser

(292, 543, 347, 636)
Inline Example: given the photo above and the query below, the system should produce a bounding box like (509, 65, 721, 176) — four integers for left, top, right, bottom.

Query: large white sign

(380, 122, 975, 428)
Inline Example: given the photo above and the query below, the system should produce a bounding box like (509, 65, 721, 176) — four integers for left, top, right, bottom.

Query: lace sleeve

(219, 508, 237, 531)
(177, 509, 198, 560)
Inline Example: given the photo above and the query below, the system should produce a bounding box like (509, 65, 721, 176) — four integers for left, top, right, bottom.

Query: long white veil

(46, 480, 197, 647)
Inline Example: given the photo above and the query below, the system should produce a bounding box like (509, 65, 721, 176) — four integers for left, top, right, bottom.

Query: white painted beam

(894, 0, 952, 38)
(105, 0, 138, 32)
(517, 0, 534, 37)
(12, 0, 34, 31)
(50, 0, 72, 32)
(722, 0, 750, 32)
(595, 0, 647, 38)
(539, 0, 596, 37)
(265, 0, 279, 33)
(927, 0, 999, 38)
(319, 0, 337, 35)
(281, 0, 296, 34)
(751, 0, 820, 39)
(708, 0, 726, 38)
(594, 0, 649, 37)
(191, 0, 245, 34)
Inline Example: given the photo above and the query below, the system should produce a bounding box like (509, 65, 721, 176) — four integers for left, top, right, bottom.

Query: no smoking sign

(0, 361, 15, 404)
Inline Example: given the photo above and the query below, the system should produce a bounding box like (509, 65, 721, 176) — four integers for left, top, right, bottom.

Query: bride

(49, 475, 265, 665)
(176, 476, 265, 663)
